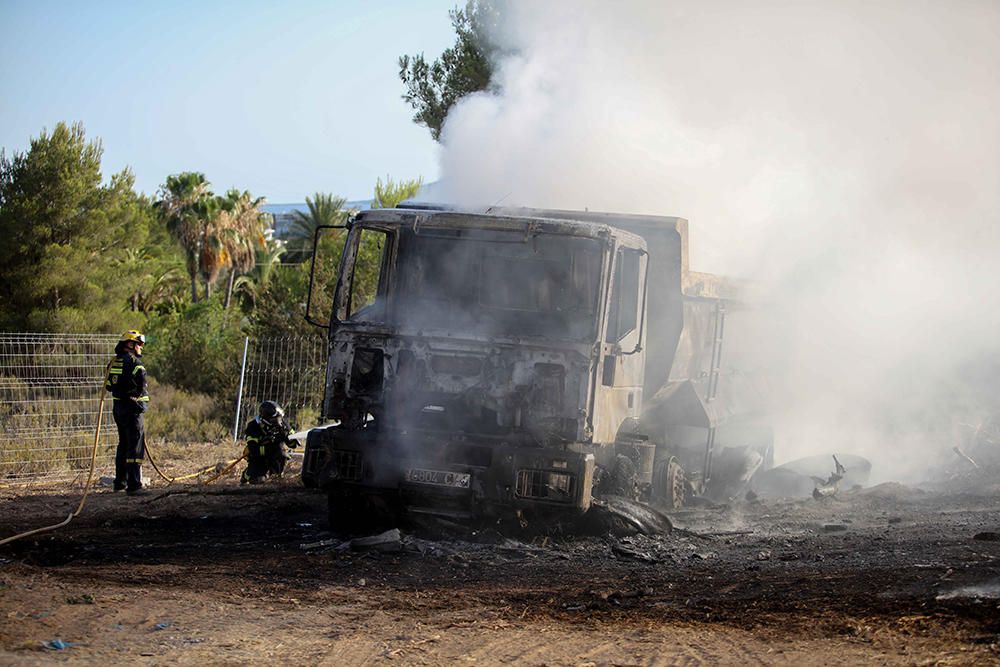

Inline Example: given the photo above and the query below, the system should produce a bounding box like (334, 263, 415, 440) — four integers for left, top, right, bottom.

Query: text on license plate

(405, 468, 471, 488)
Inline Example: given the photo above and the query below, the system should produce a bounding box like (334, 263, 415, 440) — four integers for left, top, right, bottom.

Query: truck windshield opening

(388, 229, 604, 341)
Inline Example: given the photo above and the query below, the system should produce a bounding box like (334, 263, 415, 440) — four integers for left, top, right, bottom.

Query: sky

(0, 0, 457, 202)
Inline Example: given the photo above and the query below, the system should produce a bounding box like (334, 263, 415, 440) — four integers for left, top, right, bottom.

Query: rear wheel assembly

(652, 456, 687, 509)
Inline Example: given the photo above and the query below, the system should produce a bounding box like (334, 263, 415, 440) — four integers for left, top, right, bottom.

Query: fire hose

(0, 392, 107, 547)
(0, 391, 248, 547)
(144, 441, 246, 485)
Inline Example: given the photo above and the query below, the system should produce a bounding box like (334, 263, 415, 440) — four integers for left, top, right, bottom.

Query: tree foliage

(216, 188, 269, 309)
(252, 230, 347, 339)
(144, 297, 245, 413)
(0, 121, 433, 421)
(232, 236, 286, 312)
(156, 172, 213, 302)
(156, 174, 268, 305)
(371, 175, 424, 209)
(0, 122, 171, 332)
(284, 193, 349, 262)
(398, 0, 505, 141)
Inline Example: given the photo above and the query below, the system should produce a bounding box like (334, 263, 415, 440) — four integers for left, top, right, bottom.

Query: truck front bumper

(302, 425, 595, 517)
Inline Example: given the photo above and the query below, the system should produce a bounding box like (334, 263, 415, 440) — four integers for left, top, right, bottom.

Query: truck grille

(330, 449, 363, 481)
(515, 469, 575, 502)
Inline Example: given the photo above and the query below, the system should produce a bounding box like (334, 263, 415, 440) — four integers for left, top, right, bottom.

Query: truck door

(591, 246, 647, 444)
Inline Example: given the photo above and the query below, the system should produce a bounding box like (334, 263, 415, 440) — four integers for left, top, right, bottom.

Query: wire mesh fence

(0, 332, 327, 482)
(0, 333, 119, 481)
(233, 335, 327, 440)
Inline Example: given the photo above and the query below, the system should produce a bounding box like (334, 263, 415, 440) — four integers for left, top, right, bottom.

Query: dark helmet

(260, 400, 284, 422)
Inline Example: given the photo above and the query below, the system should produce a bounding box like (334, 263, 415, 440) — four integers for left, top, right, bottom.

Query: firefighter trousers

(242, 445, 290, 484)
(113, 401, 145, 491)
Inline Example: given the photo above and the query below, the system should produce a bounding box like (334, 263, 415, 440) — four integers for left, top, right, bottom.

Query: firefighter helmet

(119, 330, 146, 345)
(260, 400, 284, 422)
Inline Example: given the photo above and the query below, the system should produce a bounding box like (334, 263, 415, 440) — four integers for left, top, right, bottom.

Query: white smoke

(433, 1, 1000, 481)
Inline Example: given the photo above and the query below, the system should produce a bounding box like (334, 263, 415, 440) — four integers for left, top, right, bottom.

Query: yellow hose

(0, 386, 248, 547)
(0, 392, 106, 547)
(145, 438, 246, 485)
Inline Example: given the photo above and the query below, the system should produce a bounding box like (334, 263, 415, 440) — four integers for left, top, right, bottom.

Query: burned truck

(301, 206, 770, 526)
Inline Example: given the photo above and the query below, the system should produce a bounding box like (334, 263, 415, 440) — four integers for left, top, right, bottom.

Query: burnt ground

(1, 460, 999, 665)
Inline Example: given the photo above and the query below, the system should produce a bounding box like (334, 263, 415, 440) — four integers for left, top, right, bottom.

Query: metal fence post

(233, 336, 250, 441)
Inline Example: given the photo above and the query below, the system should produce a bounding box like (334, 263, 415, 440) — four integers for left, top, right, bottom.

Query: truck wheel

(607, 454, 638, 499)
(653, 456, 686, 510)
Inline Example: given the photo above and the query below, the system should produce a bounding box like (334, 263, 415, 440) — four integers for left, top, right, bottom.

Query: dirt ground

(1, 448, 999, 666)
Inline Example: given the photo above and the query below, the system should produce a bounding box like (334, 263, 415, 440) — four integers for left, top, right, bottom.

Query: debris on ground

(2, 479, 999, 663)
(753, 453, 872, 499)
(610, 541, 659, 563)
(300, 537, 340, 550)
(350, 528, 402, 553)
(811, 455, 847, 499)
(590, 495, 673, 535)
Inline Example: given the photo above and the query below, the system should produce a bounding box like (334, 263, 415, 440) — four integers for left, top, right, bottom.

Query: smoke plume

(433, 1, 1000, 481)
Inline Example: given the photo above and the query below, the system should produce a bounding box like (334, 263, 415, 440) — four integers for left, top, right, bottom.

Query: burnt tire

(652, 456, 687, 510)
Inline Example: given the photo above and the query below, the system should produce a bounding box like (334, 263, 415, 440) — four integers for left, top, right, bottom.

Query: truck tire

(607, 454, 638, 499)
(652, 456, 686, 510)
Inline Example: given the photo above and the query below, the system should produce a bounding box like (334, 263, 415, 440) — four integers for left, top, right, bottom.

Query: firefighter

(105, 330, 150, 496)
(241, 400, 297, 484)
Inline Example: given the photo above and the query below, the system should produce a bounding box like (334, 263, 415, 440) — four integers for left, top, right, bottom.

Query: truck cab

(301, 205, 770, 526)
(301, 207, 650, 521)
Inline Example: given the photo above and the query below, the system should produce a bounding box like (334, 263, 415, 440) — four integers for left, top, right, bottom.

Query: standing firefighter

(241, 400, 296, 484)
(105, 330, 150, 496)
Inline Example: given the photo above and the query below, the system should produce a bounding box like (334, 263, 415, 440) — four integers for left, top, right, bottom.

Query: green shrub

(144, 378, 228, 444)
(144, 298, 245, 418)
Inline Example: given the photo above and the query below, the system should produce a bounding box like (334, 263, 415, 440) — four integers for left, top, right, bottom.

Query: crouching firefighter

(105, 330, 150, 496)
(241, 400, 296, 484)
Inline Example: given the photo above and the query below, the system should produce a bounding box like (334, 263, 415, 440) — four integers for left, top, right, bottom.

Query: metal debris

(350, 528, 402, 553)
(300, 537, 341, 550)
(811, 455, 847, 499)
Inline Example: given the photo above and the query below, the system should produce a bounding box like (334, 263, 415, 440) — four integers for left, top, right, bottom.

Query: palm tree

(156, 172, 212, 302)
(233, 237, 285, 309)
(192, 194, 224, 300)
(216, 189, 269, 309)
(284, 193, 349, 262)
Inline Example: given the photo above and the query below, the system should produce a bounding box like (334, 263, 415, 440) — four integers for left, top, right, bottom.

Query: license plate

(405, 468, 471, 488)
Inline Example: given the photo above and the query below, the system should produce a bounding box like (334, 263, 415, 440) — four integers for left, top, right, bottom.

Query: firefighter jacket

(105, 350, 149, 412)
(244, 417, 292, 459)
